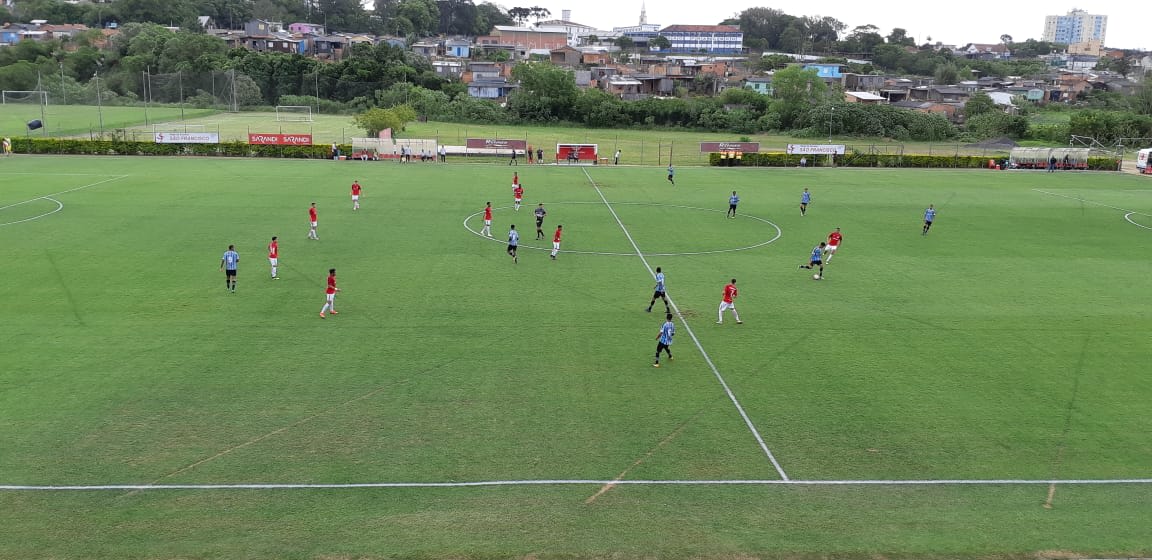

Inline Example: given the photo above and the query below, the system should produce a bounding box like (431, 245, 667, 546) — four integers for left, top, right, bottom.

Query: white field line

(0, 197, 62, 227)
(1033, 189, 1152, 216)
(581, 168, 790, 481)
(462, 202, 781, 257)
(5, 478, 1152, 491)
(0, 175, 130, 212)
(1125, 213, 1152, 230)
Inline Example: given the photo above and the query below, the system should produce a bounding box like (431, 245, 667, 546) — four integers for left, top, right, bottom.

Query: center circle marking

(463, 201, 782, 257)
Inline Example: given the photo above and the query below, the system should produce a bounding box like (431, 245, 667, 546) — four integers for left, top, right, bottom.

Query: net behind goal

(2, 91, 49, 105)
(275, 105, 313, 122)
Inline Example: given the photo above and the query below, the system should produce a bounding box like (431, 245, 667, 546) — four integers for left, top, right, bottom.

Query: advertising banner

(248, 133, 314, 145)
(466, 138, 527, 150)
(154, 132, 220, 144)
(786, 144, 845, 155)
(699, 141, 760, 153)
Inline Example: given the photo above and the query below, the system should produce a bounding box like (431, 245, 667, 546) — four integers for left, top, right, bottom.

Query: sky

(524, 1, 1146, 50)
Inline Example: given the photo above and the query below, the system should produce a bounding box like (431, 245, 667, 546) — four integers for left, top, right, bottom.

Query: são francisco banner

(154, 132, 220, 144)
(786, 144, 846, 155)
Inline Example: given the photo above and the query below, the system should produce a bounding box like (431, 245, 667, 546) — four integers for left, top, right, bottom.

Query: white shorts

(326, 293, 335, 303)
(826, 244, 838, 253)
(553, 242, 560, 250)
(351, 195, 359, 201)
(310, 221, 317, 228)
(484, 219, 492, 226)
(269, 258, 278, 266)
(514, 197, 522, 203)
(719, 301, 736, 312)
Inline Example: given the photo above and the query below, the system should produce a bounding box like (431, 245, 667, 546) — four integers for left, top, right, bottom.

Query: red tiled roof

(660, 25, 741, 33)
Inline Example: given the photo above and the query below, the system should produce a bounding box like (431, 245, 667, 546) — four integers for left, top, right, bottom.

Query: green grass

(2, 156, 1151, 559)
(0, 103, 218, 138)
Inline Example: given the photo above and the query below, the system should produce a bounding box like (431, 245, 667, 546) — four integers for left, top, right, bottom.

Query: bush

(11, 138, 346, 159)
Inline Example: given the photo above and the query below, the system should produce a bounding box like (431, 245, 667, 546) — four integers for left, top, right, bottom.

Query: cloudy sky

(525, 2, 1144, 50)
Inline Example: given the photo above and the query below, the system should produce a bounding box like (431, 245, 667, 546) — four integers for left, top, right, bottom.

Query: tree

(507, 6, 531, 26)
(886, 27, 915, 47)
(934, 62, 959, 85)
(396, 0, 440, 36)
(999, 34, 1013, 46)
(771, 65, 827, 128)
(473, 2, 513, 34)
(509, 62, 578, 120)
(964, 91, 997, 118)
(736, 7, 798, 51)
(613, 36, 634, 51)
(1131, 80, 1152, 116)
(353, 104, 416, 136)
(652, 35, 671, 51)
(845, 24, 884, 54)
(528, 5, 550, 23)
(117, 0, 196, 25)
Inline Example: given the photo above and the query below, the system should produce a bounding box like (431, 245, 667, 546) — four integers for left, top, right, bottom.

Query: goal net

(275, 105, 313, 122)
(2, 90, 49, 105)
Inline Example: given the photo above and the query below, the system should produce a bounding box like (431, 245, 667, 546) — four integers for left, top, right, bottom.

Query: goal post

(2, 90, 49, 105)
(275, 105, 313, 122)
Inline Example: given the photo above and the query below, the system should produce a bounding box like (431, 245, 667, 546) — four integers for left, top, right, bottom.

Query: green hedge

(710, 152, 1122, 170)
(11, 138, 348, 159)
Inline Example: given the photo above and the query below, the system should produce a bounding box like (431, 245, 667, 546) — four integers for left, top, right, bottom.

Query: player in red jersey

(513, 183, 524, 211)
(319, 268, 340, 318)
(351, 180, 362, 211)
(550, 224, 563, 260)
(307, 203, 319, 240)
(268, 236, 279, 279)
(717, 278, 742, 324)
(825, 227, 842, 262)
(481, 202, 493, 237)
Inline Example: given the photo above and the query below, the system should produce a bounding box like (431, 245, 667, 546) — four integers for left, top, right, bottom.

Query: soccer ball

(813, 274, 822, 280)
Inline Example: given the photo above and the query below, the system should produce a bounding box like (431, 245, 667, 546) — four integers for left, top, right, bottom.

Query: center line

(581, 168, 789, 481)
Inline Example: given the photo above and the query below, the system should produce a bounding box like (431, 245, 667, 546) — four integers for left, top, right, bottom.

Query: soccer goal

(2, 90, 49, 105)
(275, 105, 313, 122)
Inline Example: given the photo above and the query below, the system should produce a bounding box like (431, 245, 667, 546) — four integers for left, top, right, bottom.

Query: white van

(1137, 148, 1152, 171)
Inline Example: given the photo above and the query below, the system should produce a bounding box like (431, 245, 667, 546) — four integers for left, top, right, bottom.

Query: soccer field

(1, 156, 1151, 558)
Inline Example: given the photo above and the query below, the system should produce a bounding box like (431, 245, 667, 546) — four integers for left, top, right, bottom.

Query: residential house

(658, 25, 743, 54)
(288, 22, 325, 35)
(535, 19, 604, 46)
(605, 75, 643, 99)
(743, 75, 773, 95)
(581, 50, 608, 66)
(467, 78, 518, 101)
(411, 42, 439, 57)
(380, 36, 407, 48)
(842, 73, 885, 92)
(962, 43, 1010, 60)
(310, 35, 347, 59)
(432, 60, 464, 79)
(478, 25, 568, 53)
(550, 45, 582, 66)
(244, 19, 283, 37)
(197, 17, 217, 31)
(909, 86, 971, 102)
(465, 62, 503, 82)
(803, 63, 845, 86)
(0, 24, 25, 45)
(43, 23, 89, 41)
(445, 39, 471, 58)
(845, 91, 885, 104)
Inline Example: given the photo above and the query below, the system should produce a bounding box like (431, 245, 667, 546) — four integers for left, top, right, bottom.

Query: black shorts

(536, 218, 544, 227)
(801, 202, 808, 207)
(656, 342, 670, 353)
(924, 220, 933, 226)
(810, 259, 822, 266)
(225, 269, 237, 277)
(652, 290, 666, 299)
(729, 204, 737, 210)
(508, 245, 518, 253)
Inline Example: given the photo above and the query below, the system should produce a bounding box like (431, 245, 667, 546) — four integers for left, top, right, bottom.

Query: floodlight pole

(828, 105, 834, 144)
(60, 62, 66, 105)
(95, 70, 104, 133)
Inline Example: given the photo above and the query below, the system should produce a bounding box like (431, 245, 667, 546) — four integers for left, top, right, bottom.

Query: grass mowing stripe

(581, 167, 790, 481)
(0, 174, 130, 211)
(7, 478, 1152, 491)
(1033, 188, 1152, 216)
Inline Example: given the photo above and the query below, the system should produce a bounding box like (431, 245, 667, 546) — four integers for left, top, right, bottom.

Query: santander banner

(466, 138, 527, 150)
(248, 133, 314, 145)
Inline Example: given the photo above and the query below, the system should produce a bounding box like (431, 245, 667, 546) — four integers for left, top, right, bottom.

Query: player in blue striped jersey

(653, 313, 675, 367)
(727, 191, 739, 218)
(922, 205, 936, 235)
(800, 188, 811, 216)
(219, 245, 239, 292)
(507, 225, 519, 263)
(799, 241, 826, 279)
(647, 267, 670, 313)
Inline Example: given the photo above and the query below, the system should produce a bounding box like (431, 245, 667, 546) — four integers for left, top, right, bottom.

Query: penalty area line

(581, 167, 790, 482)
(5, 478, 1152, 491)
